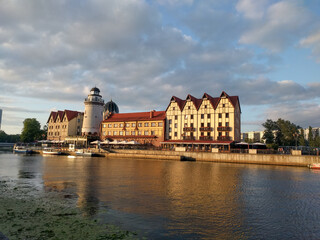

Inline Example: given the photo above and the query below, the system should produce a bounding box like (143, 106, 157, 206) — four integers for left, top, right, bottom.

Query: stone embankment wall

(107, 149, 320, 167)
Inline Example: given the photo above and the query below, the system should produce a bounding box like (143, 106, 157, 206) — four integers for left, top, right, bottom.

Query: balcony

(183, 136, 195, 140)
(183, 127, 196, 132)
(199, 136, 213, 140)
(217, 136, 232, 141)
(199, 127, 213, 132)
(217, 126, 232, 131)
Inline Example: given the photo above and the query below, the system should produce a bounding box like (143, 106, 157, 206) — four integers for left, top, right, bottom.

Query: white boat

(308, 163, 320, 169)
(75, 149, 95, 157)
(42, 148, 62, 155)
(13, 145, 33, 154)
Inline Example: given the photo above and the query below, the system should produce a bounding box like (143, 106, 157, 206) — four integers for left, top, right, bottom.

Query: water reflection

(1, 153, 320, 239)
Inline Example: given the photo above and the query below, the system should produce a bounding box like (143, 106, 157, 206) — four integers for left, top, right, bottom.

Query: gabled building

(47, 110, 84, 141)
(163, 91, 241, 150)
(101, 110, 166, 146)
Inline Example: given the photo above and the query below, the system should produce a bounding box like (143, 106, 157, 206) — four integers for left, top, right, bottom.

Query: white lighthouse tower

(82, 87, 104, 136)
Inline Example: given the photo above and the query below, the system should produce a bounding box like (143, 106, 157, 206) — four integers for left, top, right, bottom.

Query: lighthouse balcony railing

(84, 98, 104, 103)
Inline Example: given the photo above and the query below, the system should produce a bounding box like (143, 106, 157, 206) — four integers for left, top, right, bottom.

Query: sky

(1, 0, 320, 134)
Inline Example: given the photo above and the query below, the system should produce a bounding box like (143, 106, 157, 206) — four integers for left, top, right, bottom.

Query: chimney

(150, 110, 155, 118)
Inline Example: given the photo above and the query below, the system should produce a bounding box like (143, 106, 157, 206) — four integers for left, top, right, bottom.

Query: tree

(298, 129, 306, 146)
(20, 118, 42, 143)
(308, 126, 314, 147)
(0, 130, 20, 143)
(262, 119, 277, 144)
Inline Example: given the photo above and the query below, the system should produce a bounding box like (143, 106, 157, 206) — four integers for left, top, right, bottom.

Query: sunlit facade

(101, 110, 166, 146)
(163, 91, 241, 148)
(47, 110, 84, 141)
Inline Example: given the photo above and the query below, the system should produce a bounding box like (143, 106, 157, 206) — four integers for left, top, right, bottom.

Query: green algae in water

(0, 179, 139, 240)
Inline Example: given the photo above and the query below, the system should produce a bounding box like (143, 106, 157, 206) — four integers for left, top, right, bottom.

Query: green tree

(262, 119, 277, 144)
(20, 118, 42, 143)
(298, 129, 306, 146)
(0, 130, 20, 143)
(308, 126, 314, 147)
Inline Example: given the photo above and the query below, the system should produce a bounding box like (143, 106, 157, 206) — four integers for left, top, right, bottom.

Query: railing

(199, 136, 212, 140)
(183, 127, 196, 132)
(183, 136, 195, 140)
(199, 127, 213, 131)
(217, 126, 232, 131)
(217, 136, 232, 141)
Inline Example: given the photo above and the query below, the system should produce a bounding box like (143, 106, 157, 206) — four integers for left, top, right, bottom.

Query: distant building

(0, 109, 2, 130)
(241, 131, 265, 143)
(303, 127, 320, 140)
(103, 99, 119, 119)
(162, 91, 241, 150)
(47, 110, 84, 141)
(101, 110, 166, 146)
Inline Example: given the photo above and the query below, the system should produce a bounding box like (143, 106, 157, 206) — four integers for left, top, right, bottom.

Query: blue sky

(1, 0, 320, 134)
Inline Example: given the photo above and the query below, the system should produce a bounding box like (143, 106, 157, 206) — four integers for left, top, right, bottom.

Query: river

(1, 152, 320, 239)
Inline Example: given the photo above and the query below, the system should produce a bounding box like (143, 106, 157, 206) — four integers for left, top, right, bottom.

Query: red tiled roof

(167, 96, 186, 111)
(47, 110, 83, 123)
(103, 111, 166, 122)
(185, 94, 202, 110)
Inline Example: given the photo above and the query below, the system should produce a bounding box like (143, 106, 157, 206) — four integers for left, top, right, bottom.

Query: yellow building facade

(47, 110, 84, 141)
(101, 111, 166, 146)
(165, 91, 241, 146)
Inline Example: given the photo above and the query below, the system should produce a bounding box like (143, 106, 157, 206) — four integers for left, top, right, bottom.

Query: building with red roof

(47, 110, 84, 141)
(101, 110, 166, 146)
(163, 91, 241, 150)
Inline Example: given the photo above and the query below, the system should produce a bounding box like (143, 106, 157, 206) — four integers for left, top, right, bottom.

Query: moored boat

(308, 163, 320, 169)
(75, 149, 95, 157)
(13, 145, 33, 154)
(42, 148, 62, 155)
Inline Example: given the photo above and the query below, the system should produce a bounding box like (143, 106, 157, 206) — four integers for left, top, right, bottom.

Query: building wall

(166, 93, 241, 142)
(101, 119, 165, 146)
(47, 112, 83, 141)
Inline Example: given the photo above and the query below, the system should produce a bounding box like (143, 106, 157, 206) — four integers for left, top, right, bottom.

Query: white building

(241, 131, 265, 142)
(81, 87, 104, 136)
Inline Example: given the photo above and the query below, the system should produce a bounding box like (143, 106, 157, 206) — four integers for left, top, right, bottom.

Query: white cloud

(239, 0, 312, 52)
(300, 31, 320, 62)
(236, 0, 269, 20)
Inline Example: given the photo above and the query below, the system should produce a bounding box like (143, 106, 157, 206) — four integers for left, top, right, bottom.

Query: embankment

(106, 149, 320, 167)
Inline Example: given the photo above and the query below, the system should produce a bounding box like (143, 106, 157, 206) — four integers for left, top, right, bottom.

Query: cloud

(236, 0, 269, 20)
(239, 0, 312, 52)
(300, 30, 320, 62)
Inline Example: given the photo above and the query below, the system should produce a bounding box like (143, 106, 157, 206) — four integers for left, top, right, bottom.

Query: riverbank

(0, 177, 138, 240)
(105, 149, 320, 167)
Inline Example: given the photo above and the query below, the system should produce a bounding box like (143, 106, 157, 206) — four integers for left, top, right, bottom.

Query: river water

(1, 152, 320, 239)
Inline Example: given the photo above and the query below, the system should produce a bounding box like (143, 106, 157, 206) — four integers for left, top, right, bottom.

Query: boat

(75, 149, 96, 157)
(13, 145, 33, 154)
(42, 148, 62, 155)
(308, 163, 320, 169)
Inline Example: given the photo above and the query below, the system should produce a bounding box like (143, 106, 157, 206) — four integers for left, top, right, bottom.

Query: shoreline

(0, 177, 138, 240)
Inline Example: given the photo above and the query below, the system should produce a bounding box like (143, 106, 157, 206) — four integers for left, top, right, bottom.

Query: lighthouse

(82, 87, 104, 136)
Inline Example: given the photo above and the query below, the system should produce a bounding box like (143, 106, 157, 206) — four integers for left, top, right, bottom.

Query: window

(108, 131, 111, 135)
(126, 123, 130, 127)
(108, 124, 112, 128)
(207, 114, 210, 119)
(114, 124, 118, 127)
(151, 131, 155, 135)
(138, 123, 142, 127)
(138, 131, 142, 135)
(174, 132, 177, 137)
(184, 123, 188, 127)
(219, 113, 222, 118)
(119, 131, 123, 135)
(158, 122, 163, 127)
(219, 132, 222, 136)
(226, 132, 229, 136)
(226, 122, 229, 127)
(131, 131, 135, 135)
(144, 131, 149, 135)
(78, 119, 80, 123)
(223, 104, 225, 107)
(103, 124, 106, 128)
(175, 116, 178, 120)
(219, 122, 222, 127)
(174, 123, 177, 128)
(132, 123, 136, 127)
(201, 123, 204, 127)
(185, 115, 188, 119)
(173, 107, 175, 110)
(208, 132, 211, 137)
(120, 123, 124, 127)
(144, 123, 149, 127)
(191, 115, 193, 119)
(126, 131, 129, 135)
(188, 106, 191, 109)
(168, 120, 172, 124)
(113, 131, 118, 135)
(169, 128, 172, 132)
(205, 105, 207, 108)
(201, 114, 204, 119)
(226, 113, 229, 118)
(191, 123, 194, 128)
(207, 123, 210, 127)
(151, 122, 156, 127)
(201, 132, 204, 136)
